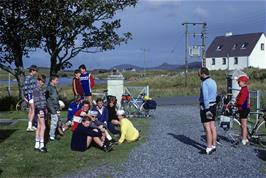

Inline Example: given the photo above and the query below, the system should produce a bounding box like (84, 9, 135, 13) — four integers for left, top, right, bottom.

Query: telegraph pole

(182, 22, 207, 87)
(141, 48, 148, 77)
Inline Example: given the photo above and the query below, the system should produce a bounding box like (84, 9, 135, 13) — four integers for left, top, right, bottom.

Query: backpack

(143, 100, 157, 110)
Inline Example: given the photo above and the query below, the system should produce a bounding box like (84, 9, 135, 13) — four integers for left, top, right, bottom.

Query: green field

(0, 111, 149, 177)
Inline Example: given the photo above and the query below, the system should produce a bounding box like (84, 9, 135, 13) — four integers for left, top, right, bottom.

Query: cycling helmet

(238, 75, 249, 83)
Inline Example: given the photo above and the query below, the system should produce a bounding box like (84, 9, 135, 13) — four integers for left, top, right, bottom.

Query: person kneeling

(116, 110, 140, 144)
(71, 117, 112, 152)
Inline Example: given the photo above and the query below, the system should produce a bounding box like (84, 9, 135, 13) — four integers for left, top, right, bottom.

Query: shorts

(238, 108, 250, 119)
(84, 91, 92, 97)
(200, 104, 217, 123)
(35, 109, 46, 120)
(26, 93, 34, 104)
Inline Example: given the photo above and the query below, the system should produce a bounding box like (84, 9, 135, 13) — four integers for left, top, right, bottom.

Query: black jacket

(71, 123, 102, 152)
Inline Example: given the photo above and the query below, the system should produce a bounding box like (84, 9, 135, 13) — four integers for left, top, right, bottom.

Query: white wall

(249, 34, 266, 68)
(206, 56, 248, 70)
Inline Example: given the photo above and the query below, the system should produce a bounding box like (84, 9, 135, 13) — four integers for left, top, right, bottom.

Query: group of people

(199, 67, 250, 155)
(23, 64, 140, 153)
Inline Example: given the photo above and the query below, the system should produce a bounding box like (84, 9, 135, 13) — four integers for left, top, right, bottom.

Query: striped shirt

(33, 86, 47, 110)
(23, 75, 37, 95)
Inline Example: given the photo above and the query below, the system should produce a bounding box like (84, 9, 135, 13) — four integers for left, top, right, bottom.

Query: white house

(205, 32, 266, 70)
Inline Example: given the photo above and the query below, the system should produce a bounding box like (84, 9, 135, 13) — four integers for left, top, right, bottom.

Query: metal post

(146, 85, 149, 97)
(184, 23, 188, 87)
(201, 23, 207, 67)
(257, 90, 261, 120)
(8, 73, 11, 95)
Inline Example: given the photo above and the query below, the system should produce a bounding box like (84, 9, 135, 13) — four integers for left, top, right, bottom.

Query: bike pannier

(143, 100, 157, 110)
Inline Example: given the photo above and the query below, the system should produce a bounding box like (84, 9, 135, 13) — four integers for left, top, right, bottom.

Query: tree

(0, 0, 41, 98)
(38, 0, 137, 76)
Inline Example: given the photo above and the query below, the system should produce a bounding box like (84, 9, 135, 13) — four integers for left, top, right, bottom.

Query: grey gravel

(65, 105, 266, 178)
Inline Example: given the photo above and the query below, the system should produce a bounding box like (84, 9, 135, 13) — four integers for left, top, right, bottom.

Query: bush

(0, 96, 19, 111)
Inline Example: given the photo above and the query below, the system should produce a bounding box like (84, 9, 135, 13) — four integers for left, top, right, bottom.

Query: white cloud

(194, 6, 208, 18)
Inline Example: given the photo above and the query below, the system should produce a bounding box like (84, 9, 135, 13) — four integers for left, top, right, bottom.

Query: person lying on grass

(71, 117, 113, 152)
(116, 110, 140, 144)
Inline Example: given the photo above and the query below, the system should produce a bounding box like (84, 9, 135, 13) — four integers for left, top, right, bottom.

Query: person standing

(32, 74, 47, 152)
(72, 69, 83, 99)
(46, 75, 60, 141)
(235, 75, 250, 145)
(198, 67, 217, 155)
(79, 64, 94, 106)
(23, 65, 38, 131)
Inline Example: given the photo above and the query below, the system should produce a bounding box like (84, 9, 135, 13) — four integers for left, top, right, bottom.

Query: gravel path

(66, 105, 266, 178)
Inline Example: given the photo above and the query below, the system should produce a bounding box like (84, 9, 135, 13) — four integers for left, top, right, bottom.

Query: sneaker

(242, 139, 249, 145)
(50, 137, 55, 141)
(211, 145, 216, 152)
(206, 147, 213, 155)
(26, 127, 35, 132)
(39, 147, 48, 153)
(103, 143, 113, 152)
(32, 126, 37, 131)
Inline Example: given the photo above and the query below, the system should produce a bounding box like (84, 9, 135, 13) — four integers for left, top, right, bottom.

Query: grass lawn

(0, 111, 149, 178)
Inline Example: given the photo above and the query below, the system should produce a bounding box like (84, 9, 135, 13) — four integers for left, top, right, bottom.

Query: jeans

(49, 114, 58, 138)
(107, 122, 120, 135)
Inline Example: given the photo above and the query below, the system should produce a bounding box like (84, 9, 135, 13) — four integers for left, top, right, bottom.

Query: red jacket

(235, 86, 250, 110)
(72, 77, 83, 96)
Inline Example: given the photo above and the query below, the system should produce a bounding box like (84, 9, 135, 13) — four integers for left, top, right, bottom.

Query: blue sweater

(199, 77, 217, 110)
(67, 101, 82, 121)
(92, 106, 109, 123)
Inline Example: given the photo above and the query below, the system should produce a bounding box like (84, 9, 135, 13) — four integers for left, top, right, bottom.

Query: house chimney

(225, 32, 233, 37)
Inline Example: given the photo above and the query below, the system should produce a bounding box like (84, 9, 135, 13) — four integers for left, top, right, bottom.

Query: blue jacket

(199, 77, 217, 110)
(92, 106, 109, 123)
(67, 101, 82, 121)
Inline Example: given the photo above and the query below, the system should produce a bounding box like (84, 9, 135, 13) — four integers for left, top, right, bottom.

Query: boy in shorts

(23, 65, 38, 131)
(235, 75, 250, 145)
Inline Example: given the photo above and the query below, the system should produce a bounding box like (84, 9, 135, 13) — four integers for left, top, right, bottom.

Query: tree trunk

(14, 67, 25, 99)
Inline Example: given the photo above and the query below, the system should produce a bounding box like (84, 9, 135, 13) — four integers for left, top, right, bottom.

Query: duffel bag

(143, 100, 157, 110)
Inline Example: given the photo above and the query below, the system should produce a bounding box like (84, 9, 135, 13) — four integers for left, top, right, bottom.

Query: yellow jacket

(118, 118, 139, 144)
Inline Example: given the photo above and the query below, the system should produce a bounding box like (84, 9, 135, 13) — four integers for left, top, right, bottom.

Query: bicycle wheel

(230, 118, 242, 139)
(255, 121, 266, 148)
(16, 99, 28, 112)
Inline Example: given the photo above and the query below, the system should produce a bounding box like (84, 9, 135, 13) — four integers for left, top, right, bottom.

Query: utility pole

(141, 48, 148, 77)
(182, 22, 207, 87)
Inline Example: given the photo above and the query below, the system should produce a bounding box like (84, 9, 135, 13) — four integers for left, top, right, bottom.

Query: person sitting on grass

(61, 96, 82, 133)
(92, 98, 108, 124)
(107, 97, 120, 135)
(71, 117, 113, 152)
(32, 74, 48, 152)
(116, 110, 140, 144)
(89, 110, 114, 144)
(71, 100, 93, 132)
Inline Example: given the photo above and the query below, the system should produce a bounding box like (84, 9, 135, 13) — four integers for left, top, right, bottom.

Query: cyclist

(79, 64, 95, 106)
(235, 75, 250, 145)
(72, 69, 83, 98)
(198, 67, 217, 155)
(23, 65, 38, 131)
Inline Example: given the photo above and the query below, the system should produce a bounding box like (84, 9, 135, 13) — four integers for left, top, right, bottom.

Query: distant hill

(110, 62, 202, 71)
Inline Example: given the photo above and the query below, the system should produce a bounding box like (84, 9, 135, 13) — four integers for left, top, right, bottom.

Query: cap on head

(28, 65, 38, 72)
(37, 74, 46, 83)
(117, 110, 125, 116)
(89, 110, 98, 116)
(238, 75, 249, 83)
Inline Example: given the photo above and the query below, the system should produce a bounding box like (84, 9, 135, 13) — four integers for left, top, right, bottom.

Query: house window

(261, 43, 264, 50)
(216, 45, 223, 51)
(234, 57, 238, 64)
(222, 58, 226, 65)
(212, 58, 215, 65)
(240, 42, 248, 49)
(232, 44, 237, 50)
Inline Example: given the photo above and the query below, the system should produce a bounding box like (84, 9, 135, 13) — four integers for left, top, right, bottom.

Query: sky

(24, 0, 266, 69)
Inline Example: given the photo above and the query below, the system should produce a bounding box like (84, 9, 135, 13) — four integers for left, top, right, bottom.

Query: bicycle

(218, 104, 266, 148)
(16, 98, 29, 112)
(121, 93, 154, 117)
